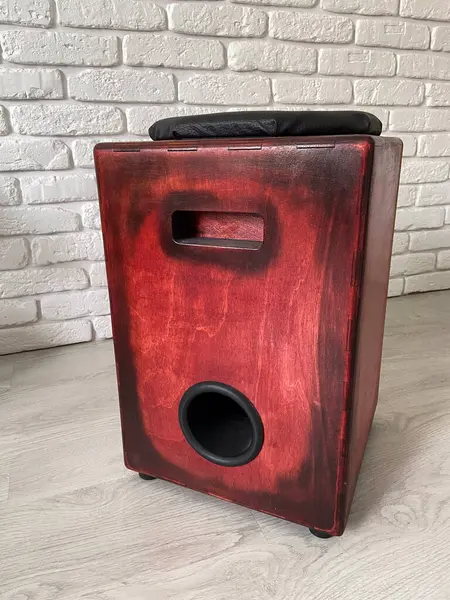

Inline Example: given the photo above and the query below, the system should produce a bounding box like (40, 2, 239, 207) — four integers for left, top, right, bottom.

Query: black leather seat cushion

(149, 110, 382, 140)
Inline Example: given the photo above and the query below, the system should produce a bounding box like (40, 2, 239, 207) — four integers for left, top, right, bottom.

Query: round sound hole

(178, 382, 264, 467)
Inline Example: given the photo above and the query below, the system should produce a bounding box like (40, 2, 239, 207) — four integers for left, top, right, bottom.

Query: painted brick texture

(0, 0, 449, 354)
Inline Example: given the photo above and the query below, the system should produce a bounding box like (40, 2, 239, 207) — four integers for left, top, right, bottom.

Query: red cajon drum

(95, 111, 402, 537)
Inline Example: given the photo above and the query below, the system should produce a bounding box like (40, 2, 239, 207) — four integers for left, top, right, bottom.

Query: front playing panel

(95, 137, 373, 535)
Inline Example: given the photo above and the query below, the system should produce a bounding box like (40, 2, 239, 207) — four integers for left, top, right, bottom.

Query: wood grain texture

(0, 290, 450, 599)
(94, 136, 402, 536)
(343, 136, 403, 525)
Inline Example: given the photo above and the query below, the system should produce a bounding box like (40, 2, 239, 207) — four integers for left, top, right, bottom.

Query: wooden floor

(1, 291, 450, 600)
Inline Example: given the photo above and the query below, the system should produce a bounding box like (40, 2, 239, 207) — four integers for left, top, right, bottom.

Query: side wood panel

(342, 136, 403, 529)
(95, 137, 374, 534)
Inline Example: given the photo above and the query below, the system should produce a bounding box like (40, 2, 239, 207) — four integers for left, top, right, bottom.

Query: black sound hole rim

(178, 381, 264, 467)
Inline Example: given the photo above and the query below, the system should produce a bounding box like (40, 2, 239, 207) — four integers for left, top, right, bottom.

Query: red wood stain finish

(95, 136, 402, 536)
(343, 137, 402, 526)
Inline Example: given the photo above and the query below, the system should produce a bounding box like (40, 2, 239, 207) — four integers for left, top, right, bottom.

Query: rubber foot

(309, 528, 333, 539)
(139, 473, 157, 481)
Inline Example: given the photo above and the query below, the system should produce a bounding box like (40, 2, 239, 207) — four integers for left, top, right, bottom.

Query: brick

(82, 203, 101, 229)
(390, 109, 450, 132)
(0, 177, 21, 205)
(1, 207, 80, 235)
(392, 232, 409, 254)
(405, 271, 450, 294)
(446, 207, 450, 225)
(0, 320, 92, 355)
(69, 69, 175, 104)
(127, 106, 218, 135)
(0, 139, 70, 171)
(426, 83, 450, 107)
(22, 174, 97, 204)
(354, 79, 423, 106)
(88, 262, 108, 287)
(390, 252, 435, 277)
(179, 75, 271, 105)
(232, 0, 316, 5)
(319, 48, 395, 76)
(10, 105, 124, 136)
(73, 140, 97, 168)
(0, 106, 9, 135)
(0, 68, 63, 100)
(0, 299, 38, 328)
(58, 0, 165, 30)
(168, 4, 267, 37)
(124, 35, 225, 70)
(400, 159, 449, 184)
(393, 134, 417, 156)
(32, 232, 104, 265)
(400, 0, 450, 22)
(41, 289, 110, 320)
(0, 267, 88, 298)
(416, 183, 450, 205)
(410, 229, 450, 251)
(0, 30, 119, 66)
(274, 78, 352, 104)
(72, 138, 122, 167)
(437, 250, 450, 270)
(396, 185, 417, 207)
(322, 0, 399, 15)
(0, 0, 51, 27)
(395, 207, 445, 231)
(388, 278, 404, 297)
(228, 41, 315, 74)
(431, 26, 450, 52)
(0, 239, 29, 270)
(418, 134, 450, 157)
(92, 316, 112, 340)
(356, 19, 429, 50)
(397, 54, 450, 81)
(269, 12, 353, 43)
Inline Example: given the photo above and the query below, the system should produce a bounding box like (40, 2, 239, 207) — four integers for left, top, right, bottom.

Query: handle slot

(172, 211, 264, 250)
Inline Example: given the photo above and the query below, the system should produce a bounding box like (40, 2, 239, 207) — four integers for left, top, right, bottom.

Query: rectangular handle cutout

(172, 211, 264, 250)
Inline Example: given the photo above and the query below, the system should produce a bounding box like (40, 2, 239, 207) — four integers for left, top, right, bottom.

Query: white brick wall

(0, 68, 64, 99)
(124, 34, 225, 70)
(273, 77, 353, 104)
(58, 0, 166, 31)
(10, 104, 125, 135)
(179, 74, 271, 104)
(0, 0, 52, 27)
(0, 0, 449, 354)
(68, 70, 175, 103)
(168, 4, 268, 37)
(319, 48, 397, 76)
(269, 12, 354, 43)
(228, 41, 316, 73)
(0, 30, 119, 66)
(431, 26, 450, 51)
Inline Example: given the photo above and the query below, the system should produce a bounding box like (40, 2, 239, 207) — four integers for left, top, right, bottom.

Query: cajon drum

(94, 111, 402, 537)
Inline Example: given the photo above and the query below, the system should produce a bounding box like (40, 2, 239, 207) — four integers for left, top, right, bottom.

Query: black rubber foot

(309, 528, 333, 539)
(139, 473, 157, 481)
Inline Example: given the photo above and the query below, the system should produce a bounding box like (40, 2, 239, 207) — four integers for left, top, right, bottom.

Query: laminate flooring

(1, 290, 450, 600)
